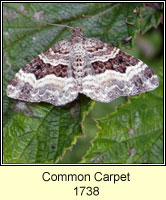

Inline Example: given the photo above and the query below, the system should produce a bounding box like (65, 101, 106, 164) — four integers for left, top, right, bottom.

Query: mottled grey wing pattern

(7, 27, 159, 106)
(81, 38, 159, 102)
(7, 40, 78, 106)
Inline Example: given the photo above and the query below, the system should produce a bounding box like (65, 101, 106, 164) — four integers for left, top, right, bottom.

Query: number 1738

(74, 186, 99, 196)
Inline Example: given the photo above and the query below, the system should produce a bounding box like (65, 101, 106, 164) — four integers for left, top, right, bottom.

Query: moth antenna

(43, 22, 73, 30)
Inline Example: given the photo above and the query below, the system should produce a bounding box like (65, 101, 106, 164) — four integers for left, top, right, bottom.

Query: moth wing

(82, 40, 159, 102)
(7, 40, 78, 106)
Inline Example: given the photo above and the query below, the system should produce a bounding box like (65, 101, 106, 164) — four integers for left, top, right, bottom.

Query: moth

(7, 27, 159, 106)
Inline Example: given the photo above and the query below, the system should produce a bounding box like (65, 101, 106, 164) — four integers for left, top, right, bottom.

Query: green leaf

(82, 71, 163, 164)
(140, 4, 163, 33)
(3, 3, 162, 163)
(3, 95, 93, 163)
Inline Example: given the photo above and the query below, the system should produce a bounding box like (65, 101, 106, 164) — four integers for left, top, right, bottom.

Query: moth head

(71, 27, 83, 38)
